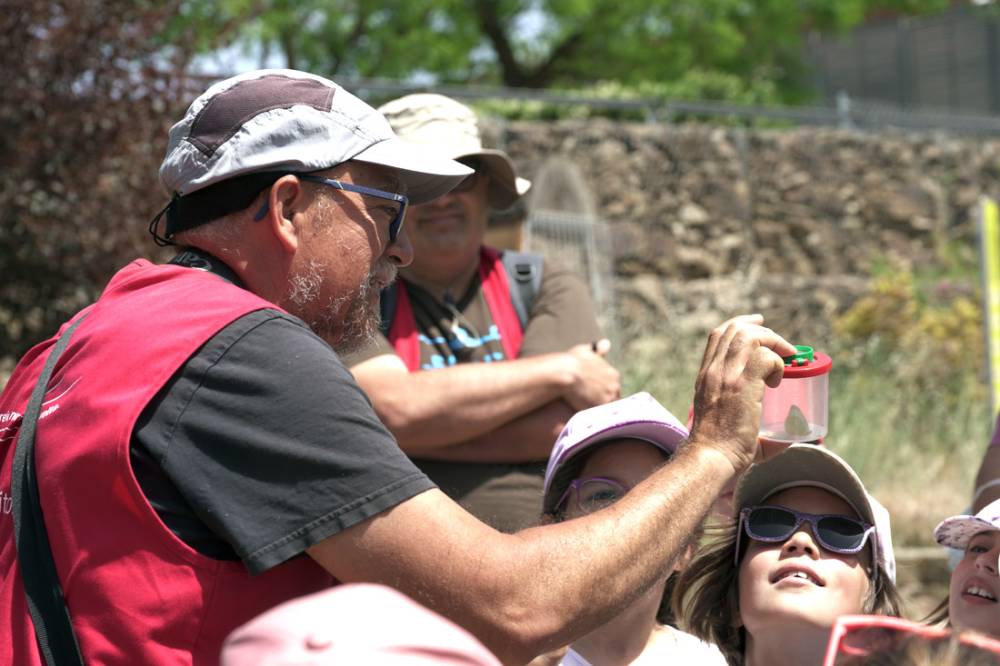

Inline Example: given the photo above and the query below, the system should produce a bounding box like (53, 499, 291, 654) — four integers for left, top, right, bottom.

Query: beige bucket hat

(378, 93, 531, 210)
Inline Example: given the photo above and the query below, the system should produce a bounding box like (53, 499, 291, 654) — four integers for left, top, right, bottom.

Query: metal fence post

(836, 91, 853, 130)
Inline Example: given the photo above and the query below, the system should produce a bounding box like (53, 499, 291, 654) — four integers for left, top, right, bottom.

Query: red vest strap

(388, 247, 524, 372)
(387, 284, 421, 372)
(479, 246, 523, 362)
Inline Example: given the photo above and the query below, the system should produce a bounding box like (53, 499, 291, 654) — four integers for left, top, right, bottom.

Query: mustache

(370, 260, 398, 290)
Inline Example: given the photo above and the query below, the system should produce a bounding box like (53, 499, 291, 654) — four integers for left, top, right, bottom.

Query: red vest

(0, 260, 332, 665)
(388, 246, 524, 371)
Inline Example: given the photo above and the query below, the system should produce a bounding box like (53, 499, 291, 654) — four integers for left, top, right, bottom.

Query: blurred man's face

(401, 166, 489, 284)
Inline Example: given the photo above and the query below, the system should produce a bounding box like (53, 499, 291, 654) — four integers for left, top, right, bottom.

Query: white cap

(934, 498, 1000, 550)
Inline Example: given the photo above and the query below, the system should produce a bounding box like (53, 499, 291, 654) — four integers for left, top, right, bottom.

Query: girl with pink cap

(931, 499, 1000, 639)
(540, 392, 726, 665)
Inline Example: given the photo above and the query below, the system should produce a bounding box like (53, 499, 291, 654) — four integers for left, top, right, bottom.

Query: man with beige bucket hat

(343, 93, 618, 531)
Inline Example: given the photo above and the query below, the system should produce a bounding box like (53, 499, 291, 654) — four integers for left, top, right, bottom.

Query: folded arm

(414, 400, 575, 463)
(350, 343, 619, 456)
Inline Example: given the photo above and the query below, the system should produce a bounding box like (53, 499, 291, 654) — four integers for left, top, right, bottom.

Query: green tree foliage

(173, 0, 951, 102)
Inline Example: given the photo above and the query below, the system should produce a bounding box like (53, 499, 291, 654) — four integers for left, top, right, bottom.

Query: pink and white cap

(221, 584, 501, 666)
(934, 498, 1000, 550)
(542, 392, 688, 514)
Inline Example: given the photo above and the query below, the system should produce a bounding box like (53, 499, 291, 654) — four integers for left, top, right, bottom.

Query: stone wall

(498, 121, 1000, 347)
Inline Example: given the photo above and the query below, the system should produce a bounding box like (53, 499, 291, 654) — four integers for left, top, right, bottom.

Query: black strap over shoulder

(379, 282, 399, 337)
(11, 316, 87, 666)
(500, 250, 544, 330)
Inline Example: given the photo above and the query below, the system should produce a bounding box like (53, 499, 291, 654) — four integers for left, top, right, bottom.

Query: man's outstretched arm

(314, 316, 794, 665)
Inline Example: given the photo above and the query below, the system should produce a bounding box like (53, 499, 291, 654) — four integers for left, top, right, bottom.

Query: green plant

(470, 73, 786, 123)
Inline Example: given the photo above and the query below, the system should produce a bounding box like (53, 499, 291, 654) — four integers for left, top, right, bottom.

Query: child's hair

(923, 597, 949, 627)
(672, 519, 904, 666)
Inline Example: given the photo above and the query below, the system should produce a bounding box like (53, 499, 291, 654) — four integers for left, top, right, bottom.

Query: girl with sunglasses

(538, 393, 726, 665)
(929, 498, 1000, 639)
(673, 444, 902, 666)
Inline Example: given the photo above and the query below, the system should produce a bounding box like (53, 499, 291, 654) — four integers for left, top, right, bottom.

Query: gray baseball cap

(159, 70, 472, 209)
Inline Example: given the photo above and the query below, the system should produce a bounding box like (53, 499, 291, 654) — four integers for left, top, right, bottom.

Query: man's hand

(562, 339, 620, 412)
(688, 315, 795, 475)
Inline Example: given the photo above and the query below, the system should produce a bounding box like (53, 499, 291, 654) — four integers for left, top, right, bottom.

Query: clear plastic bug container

(759, 345, 832, 443)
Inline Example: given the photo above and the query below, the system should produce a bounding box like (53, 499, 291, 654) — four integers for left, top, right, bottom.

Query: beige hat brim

(461, 149, 531, 210)
(733, 444, 875, 527)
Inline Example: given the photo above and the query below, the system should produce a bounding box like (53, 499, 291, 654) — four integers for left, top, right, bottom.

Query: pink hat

(542, 392, 688, 514)
(221, 584, 501, 666)
(934, 498, 1000, 550)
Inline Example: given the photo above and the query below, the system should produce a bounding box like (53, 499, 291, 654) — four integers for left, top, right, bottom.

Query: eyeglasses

(253, 174, 409, 243)
(555, 477, 631, 515)
(736, 505, 876, 565)
(823, 614, 1000, 665)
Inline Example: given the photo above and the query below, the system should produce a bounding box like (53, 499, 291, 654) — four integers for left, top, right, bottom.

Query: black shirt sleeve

(131, 309, 434, 575)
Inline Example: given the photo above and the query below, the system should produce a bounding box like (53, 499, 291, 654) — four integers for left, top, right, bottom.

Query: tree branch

(328, 2, 370, 75)
(473, 0, 613, 88)
(472, 0, 527, 86)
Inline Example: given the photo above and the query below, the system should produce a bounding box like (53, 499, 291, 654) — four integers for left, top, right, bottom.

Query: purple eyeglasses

(736, 505, 878, 580)
(555, 477, 631, 515)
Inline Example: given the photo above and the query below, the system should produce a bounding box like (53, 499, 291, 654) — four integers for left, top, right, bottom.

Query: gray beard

(285, 259, 395, 355)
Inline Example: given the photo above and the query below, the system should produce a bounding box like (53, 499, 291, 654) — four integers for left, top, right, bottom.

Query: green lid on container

(780, 345, 833, 378)
(783, 345, 814, 366)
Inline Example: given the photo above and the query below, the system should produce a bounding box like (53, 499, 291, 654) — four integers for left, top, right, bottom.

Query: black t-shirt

(130, 254, 434, 575)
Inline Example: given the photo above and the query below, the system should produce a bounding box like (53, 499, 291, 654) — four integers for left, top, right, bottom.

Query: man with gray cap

(0, 68, 795, 666)
(0, 68, 469, 666)
(343, 93, 617, 532)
